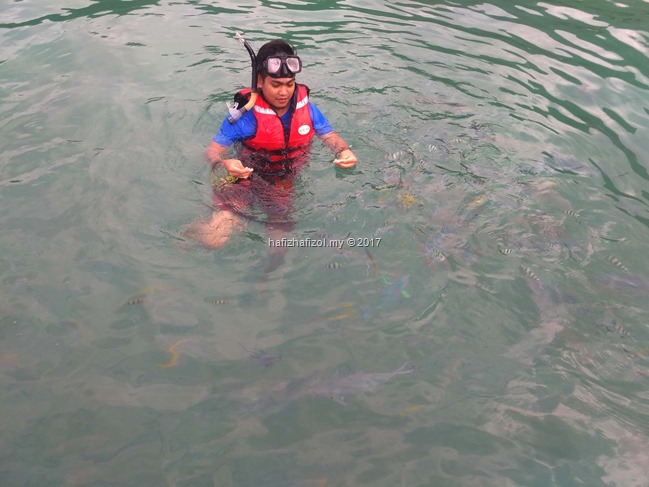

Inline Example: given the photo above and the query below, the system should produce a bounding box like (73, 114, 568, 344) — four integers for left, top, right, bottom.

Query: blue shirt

(214, 102, 333, 147)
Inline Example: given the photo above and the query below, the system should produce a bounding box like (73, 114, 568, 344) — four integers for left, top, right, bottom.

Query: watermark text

(267, 237, 382, 249)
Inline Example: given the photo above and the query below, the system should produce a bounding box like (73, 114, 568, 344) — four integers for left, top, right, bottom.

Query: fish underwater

(250, 363, 415, 411)
(419, 225, 478, 268)
(236, 337, 282, 368)
(306, 362, 415, 405)
(420, 229, 452, 266)
(362, 274, 410, 320)
(160, 338, 190, 368)
(594, 273, 649, 293)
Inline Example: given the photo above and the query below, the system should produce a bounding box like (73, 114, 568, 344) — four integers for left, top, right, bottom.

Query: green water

(2, 0, 649, 485)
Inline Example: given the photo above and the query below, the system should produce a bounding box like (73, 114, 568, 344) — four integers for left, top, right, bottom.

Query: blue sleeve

(213, 111, 257, 146)
(309, 103, 333, 136)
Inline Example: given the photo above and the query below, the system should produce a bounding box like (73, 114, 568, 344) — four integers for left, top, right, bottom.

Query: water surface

(2, 0, 649, 485)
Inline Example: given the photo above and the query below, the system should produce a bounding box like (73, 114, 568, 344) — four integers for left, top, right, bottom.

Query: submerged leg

(181, 210, 244, 249)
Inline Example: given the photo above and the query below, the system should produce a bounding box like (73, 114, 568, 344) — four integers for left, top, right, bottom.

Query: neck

(273, 106, 289, 117)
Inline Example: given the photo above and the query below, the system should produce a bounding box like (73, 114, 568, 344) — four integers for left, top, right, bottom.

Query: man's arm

(319, 131, 357, 169)
(205, 141, 253, 179)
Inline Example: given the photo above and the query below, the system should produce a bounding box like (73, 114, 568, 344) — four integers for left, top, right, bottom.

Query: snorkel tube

(227, 32, 258, 124)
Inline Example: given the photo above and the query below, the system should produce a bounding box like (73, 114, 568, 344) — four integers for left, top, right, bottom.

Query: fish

(363, 274, 410, 320)
(205, 297, 230, 305)
(400, 404, 424, 418)
(308, 304, 358, 325)
(594, 273, 649, 292)
(321, 261, 344, 270)
(122, 287, 178, 309)
(124, 296, 148, 306)
(605, 321, 629, 338)
(365, 248, 379, 277)
(607, 255, 630, 274)
(307, 363, 415, 405)
(322, 310, 356, 321)
(236, 337, 282, 368)
(523, 266, 541, 282)
(399, 192, 419, 208)
(420, 226, 462, 268)
(469, 120, 484, 131)
(385, 150, 405, 161)
(375, 222, 395, 236)
(160, 338, 190, 368)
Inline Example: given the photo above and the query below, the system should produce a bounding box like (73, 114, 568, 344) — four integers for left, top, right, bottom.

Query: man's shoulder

(227, 109, 256, 132)
(215, 109, 256, 145)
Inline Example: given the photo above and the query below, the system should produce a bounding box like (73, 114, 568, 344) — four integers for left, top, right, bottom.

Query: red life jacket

(238, 84, 314, 174)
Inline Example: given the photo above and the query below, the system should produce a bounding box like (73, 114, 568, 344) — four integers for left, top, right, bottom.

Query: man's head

(256, 39, 301, 79)
(256, 39, 302, 111)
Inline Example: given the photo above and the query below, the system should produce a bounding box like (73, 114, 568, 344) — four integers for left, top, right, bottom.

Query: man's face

(258, 75, 296, 110)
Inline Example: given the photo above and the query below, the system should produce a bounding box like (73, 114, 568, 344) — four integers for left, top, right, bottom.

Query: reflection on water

(2, 0, 649, 485)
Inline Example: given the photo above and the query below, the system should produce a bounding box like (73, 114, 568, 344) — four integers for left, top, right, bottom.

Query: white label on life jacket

(298, 125, 311, 135)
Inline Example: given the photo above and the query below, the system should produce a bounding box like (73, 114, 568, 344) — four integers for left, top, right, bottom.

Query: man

(183, 39, 357, 249)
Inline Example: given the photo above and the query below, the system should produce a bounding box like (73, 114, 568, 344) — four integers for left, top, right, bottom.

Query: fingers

(333, 148, 357, 169)
(231, 167, 254, 179)
(333, 157, 357, 169)
(224, 159, 254, 179)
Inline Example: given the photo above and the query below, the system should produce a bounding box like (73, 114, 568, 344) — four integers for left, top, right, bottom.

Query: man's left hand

(333, 149, 357, 169)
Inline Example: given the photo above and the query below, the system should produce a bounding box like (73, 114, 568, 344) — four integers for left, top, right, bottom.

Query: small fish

(381, 274, 410, 299)
(236, 337, 282, 368)
(325, 311, 356, 321)
(421, 228, 455, 266)
(607, 255, 630, 274)
(563, 209, 580, 218)
(218, 176, 239, 189)
(311, 303, 358, 324)
(205, 297, 229, 305)
(123, 296, 148, 306)
(499, 247, 513, 255)
(386, 150, 404, 161)
(469, 120, 484, 131)
(365, 248, 379, 277)
(399, 192, 418, 208)
(160, 338, 190, 368)
(595, 274, 649, 292)
(308, 363, 415, 405)
(322, 261, 343, 270)
(606, 321, 629, 338)
(400, 404, 424, 418)
(469, 196, 484, 208)
(375, 223, 395, 236)
(428, 144, 440, 152)
(523, 266, 540, 282)
(363, 275, 410, 320)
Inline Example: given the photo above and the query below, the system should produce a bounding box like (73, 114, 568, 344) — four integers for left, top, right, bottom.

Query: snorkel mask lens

(264, 55, 302, 77)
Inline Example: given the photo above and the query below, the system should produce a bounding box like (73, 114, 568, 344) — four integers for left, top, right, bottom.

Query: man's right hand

(223, 159, 254, 179)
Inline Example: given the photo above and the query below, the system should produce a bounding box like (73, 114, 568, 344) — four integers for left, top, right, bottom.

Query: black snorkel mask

(259, 55, 302, 78)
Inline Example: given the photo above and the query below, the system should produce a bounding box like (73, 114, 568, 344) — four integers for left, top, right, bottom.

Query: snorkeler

(183, 35, 357, 250)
